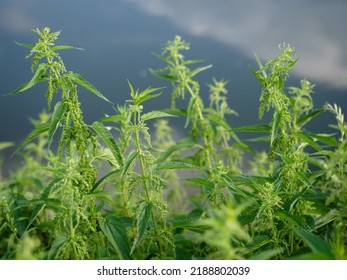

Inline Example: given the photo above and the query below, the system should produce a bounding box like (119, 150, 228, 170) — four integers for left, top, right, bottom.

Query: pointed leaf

(245, 135, 270, 142)
(222, 174, 256, 201)
(0, 142, 14, 151)
(250, 68, 266, 87)
(168, 214, 209, 233)
(92, 121, 123, 166)
(297, 171, 314, 188)
(83, 190, 112, 201)
(130, 202, 152, 255)
(312, 133, 339, 147)
(254, 52, 264, 68)
(189, 64, 212, 78)
(95, 148, 119, 167)
(13, 122, 50, 156)
(276, 210, 306, 229)
(141, 111, 176, 122)
(150, 52, 175, 66)
(48, 234, 69, 260)
(232, 124, 271, 132)
(157, 136, 197, 162)
(209, 114, 232, 130)
(99, 216, 131, 260)
(98, 115, 125, 123)
(294, 228, 334, 259)
(184, 178, 214, 189)
(51, 45, 84, 51)
(183, 59, 205, 65)
(155, 160, 198, 171)
(90, 169, 120, 193)
(121, 150, 138, 177)
(297, 109, 324, 126)
(167, 210, 203, 230)
(149, 70, 177, 81)
(4, 63, 48, 96)
(296, 131, 322, 151)
(15, 41, 34, 49)
(229, 175, 272, 187)
(48, 101, 67, 148)
(68, 72, 112, 104)
(137, 91, 163, 105)
(25, 204, 46, 233)
(250, 248, 283, 260)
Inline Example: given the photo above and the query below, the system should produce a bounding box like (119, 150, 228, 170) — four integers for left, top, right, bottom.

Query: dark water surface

(1, 0, 347, 173)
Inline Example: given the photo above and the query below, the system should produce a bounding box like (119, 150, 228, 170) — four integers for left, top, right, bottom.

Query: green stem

(133, 111, 163, 257)
(69, 189, 78, 259)
(186, 83, 213, 171)
(120, 177, 131, 217)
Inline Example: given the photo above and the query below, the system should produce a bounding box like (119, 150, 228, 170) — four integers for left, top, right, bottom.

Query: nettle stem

(186, 83, 213, 171)
(133, 110, 163, 256)
(120, 177, 131, 217)
(69, 189, 78, 258)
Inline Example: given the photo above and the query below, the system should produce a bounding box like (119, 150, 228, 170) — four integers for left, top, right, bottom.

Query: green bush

(0, 28, 346, 260)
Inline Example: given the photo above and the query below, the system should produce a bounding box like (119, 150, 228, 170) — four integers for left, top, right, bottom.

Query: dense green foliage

(0, 28, 346, 260)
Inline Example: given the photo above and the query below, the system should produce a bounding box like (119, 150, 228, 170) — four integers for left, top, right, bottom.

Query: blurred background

(1, 0, 347, 173)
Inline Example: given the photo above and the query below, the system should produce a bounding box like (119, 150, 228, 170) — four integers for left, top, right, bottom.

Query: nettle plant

(0, 28, 346, 260)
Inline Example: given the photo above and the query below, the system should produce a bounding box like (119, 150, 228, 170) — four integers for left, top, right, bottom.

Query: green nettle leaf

(98, 216, 131, 260)
(155, 160, 198, 171)
(13, 121, 50, 156)
(141, 111, 176, 122)
(83, 190, 112, 201)
(250, 68, 266, 87)
(4, 63, 48, 96)
(90, 169, 120, 192)
(121, 150, 138, 177)
(184, 178, 214, 189)
(68, 72, 112, 104)
(98, 115, 125, 123)
(297, 108, 324, 126)
(92, 121, 123, 166)
(311, 133, 339, 147)
(189, 64, 212, 78)
(276, 210, 306, 229)
(149, 69, 177, 81)
(150, 52, 175, 66)
(24, 204, 46, 233)
(15, 41, 35, 49)
(128, 81, 163, 104)
(167, 210, 203, 228)
(48, 101, 67, 148)
(249, 248, 283, 260)
(0, 142, 14, 151)
(48, 234, 69, 260)
(232, 124, 271, 132)
(168, 215, 210, 233)
(157, 136, 197, 162)
(229, 175, 272, 187)
(137, 90, 163, 105)
(130, 202, 152, 255)
(294, 229, 334, 259)
(51, 45, 85, 51)
(295, 131, 322, 151)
